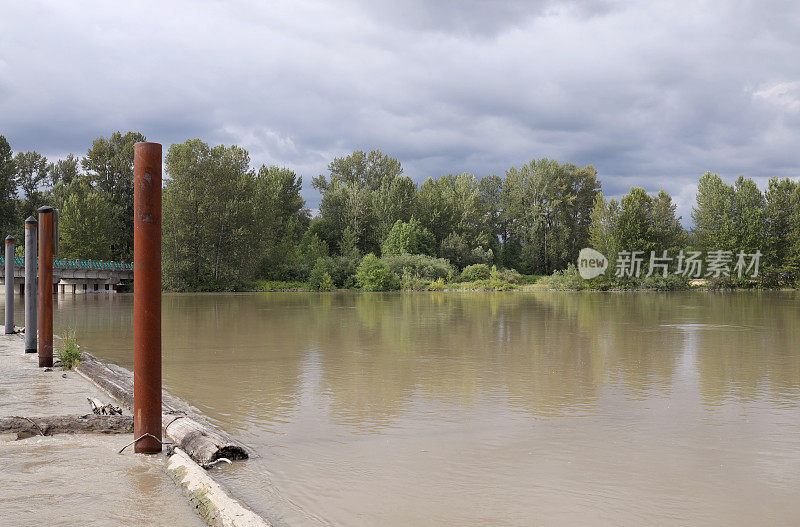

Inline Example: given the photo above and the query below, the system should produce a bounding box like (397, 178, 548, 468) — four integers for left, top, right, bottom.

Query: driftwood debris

(163, 412, 248, 468)
(0, 414, 133, 436)
(76, 352, 249, 467)
(88, 397, 123, 415)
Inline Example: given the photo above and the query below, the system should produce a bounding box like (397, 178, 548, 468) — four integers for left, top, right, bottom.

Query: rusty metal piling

(37, 207, 54, 367)
(133, 142, 163, 454)
(25, 217, 38, 352)
(5, 235, 14, 334)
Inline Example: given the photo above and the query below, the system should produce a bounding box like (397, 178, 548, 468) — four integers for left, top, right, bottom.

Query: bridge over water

(0, 257, 134, 294)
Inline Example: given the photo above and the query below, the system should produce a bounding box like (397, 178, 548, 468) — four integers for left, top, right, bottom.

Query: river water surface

(15, 291, 800, 526)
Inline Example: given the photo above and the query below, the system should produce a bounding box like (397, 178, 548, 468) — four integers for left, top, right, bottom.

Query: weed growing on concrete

(57, 329, 81, 370)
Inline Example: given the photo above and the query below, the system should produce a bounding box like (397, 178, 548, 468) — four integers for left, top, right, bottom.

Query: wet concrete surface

(0, 333, 204, 526)
(0, 333, 119, 417)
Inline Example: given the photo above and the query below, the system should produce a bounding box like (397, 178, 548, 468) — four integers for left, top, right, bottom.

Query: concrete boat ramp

(0, 333, 271, 527)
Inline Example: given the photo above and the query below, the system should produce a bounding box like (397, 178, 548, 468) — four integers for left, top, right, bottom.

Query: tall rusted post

(24, 217, 37, 352)
(133, 142, 162, 454)
(5, 235, 15, 334)
(37, 207, 54, 367)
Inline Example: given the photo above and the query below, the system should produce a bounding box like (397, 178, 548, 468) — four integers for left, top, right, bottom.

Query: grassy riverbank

(164, 245, 800, 293)
(238, 268, 794, 292)
(245, 277, 541, 292)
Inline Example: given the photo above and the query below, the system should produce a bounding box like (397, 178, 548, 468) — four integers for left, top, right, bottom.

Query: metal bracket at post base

(118, 432, 173, 454)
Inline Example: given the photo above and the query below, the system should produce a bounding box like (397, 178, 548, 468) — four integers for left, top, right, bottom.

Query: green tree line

(2, 132, 799, 290)
(0, 131, 144, 260)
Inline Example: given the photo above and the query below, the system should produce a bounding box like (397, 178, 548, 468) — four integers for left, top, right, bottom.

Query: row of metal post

(3, 141, 163, 454)
(5, 209, 53, 367)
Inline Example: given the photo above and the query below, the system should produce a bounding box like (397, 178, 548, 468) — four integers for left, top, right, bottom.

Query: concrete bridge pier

(1, 278, 127, 295)
(59, 278, 123, 294)
(1, 262, 132, 294)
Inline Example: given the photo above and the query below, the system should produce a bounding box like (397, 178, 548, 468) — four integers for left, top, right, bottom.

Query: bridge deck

(0, 257, 132, 271)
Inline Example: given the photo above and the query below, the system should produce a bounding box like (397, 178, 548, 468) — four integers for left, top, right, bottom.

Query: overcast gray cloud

(1, 0, 799, 221)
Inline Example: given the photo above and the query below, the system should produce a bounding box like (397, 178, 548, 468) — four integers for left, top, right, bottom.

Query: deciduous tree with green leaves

(764, 177, 798, 270)
(731, 176, 766, 254)
(13, 150, 49, 218)
(0, 136, 17, 236)
(500, 159, 599, 274)
(589, 191, 619, 270)
(651, 189, 686, 252)
(312, 149, 405, 254)
(381, 218, 435, 256)
(614, 187, 655, 255)
(355, 253, 400, 290)
(478, 174, 504, 260)
(163, 139, 262, 289)
(48, 154, 80, 186)
(253, 165, 310, 278)
(415, 172, 491, 265)
(51, 176, 113, 259)
(691, 172, 735, 251)
(82, 131, 146, 260)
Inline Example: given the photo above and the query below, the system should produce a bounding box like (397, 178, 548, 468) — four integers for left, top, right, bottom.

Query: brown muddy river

(12, 291, 800, 526)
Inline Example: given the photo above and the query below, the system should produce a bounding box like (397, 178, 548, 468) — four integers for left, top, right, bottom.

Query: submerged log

(75, 353, 133, 409)
(76, 352, 249, 466)
(0, 414, 133, 436)
(164, 413, 248, 468)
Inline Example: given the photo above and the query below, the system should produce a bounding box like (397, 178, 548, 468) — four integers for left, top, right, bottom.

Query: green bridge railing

(0, 257, 133, 271)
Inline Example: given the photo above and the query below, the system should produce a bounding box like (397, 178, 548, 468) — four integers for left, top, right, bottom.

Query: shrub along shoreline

(187, 261, 793, 293)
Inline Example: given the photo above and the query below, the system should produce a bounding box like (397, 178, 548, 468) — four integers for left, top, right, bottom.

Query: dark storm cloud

(343, 0, 618, 36)
(1, 0, 799, 220)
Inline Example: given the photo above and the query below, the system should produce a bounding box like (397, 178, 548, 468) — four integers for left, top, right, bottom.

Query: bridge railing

(0, 257, 133, 271)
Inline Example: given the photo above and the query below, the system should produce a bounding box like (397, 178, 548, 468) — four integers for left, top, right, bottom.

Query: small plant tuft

(57, 329, 82, 370)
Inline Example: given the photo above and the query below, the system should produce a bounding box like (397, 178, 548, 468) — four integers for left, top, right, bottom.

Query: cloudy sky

(2, 0, 799, 220)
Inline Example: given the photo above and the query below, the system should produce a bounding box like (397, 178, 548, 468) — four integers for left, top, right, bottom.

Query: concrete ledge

(166, 447, 272, 527)
(75, 352, 251, 466)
